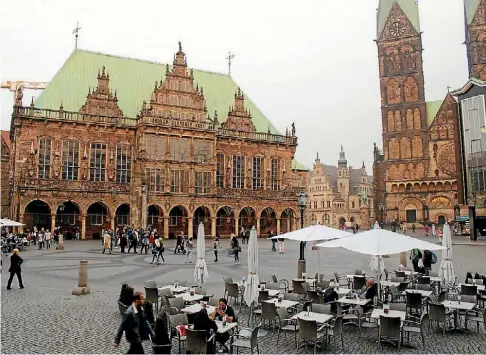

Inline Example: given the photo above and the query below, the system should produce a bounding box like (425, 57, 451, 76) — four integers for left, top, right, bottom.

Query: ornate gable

(379, 2, 420, 41)
(221, 88, 256, 132)
(142, 42, 208, 122)
(80, 66, 123, 117)
(429, 94, 457, 142)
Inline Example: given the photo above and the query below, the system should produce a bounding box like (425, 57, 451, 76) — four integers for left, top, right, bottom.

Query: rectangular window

(38, 138, 51, 179)
(327, 201, 331, 208)
(169, 137, 190, 162)
(146, 168, 165, 192)
(352, 201, 355, 209)
(146, 135, 167, 160)
(270, 159, 280, 190)
(194, 140, 212, 163)
(89, 214, 103, 226)
(61, 140, 79, 180)
(170, 170, 190, 193)
(252, 156, 264, 190)
(90, 143, 106, 181)
(195, 171, 211, 193)
(232, 155, 245, 189)
(116, 145, 131, 183)
(216, 153, 225, 188)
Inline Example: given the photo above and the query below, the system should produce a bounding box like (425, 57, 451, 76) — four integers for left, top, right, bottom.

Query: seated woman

(322, 287, 339, 313)
(193, 308, 218, 354)
(359, 279, 376, 313)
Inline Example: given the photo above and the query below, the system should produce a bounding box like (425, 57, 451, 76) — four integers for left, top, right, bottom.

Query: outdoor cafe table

(181, 303, 216, 315)
(459, 283, 485, 291)
(264, 298, 300, 309)
(293, 278, 317, 285)
(292, 311, 334, 325)
(159, 285, 189, 294)
(346, 274, 366, 280)
(405, 289, 433, 298)
(215, 320, 239, 334)
(380, 281, 400, 288)
(442, 300, 476, 332)
(337, 296, 371, 306)
(370, 308, 406, 322)
(177, 292, 204, 303)
(265, 289, 280, 298)
(334, 287, 353, 296)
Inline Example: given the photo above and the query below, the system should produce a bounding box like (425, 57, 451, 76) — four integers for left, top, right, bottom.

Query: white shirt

(45, 232, 51, 240)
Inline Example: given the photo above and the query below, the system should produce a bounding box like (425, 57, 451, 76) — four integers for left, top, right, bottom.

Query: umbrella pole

(377, 256, 381, 303)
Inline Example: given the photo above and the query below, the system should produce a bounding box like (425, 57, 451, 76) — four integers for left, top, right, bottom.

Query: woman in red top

(149, 232, 155, 245)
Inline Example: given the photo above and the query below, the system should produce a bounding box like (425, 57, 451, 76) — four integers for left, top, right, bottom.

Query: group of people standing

(410, 248, 437, 274)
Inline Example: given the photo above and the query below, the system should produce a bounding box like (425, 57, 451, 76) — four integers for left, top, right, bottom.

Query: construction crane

(1, 80, 49, 106)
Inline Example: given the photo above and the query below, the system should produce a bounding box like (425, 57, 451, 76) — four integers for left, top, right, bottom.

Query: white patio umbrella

(438, 223, 455, 287)
(0, 218, 25, 227)
(244, 227, 260, 325)
(193, 223, 209, 286)
(370, 223, 385, 278)
(318, 228, 446, 299)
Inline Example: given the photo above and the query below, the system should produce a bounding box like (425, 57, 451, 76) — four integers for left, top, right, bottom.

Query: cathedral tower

(464, 0, 486, 79)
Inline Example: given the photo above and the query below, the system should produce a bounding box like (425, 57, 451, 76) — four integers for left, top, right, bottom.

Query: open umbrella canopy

(438, 223, 455, 287)
(270, 224, 352, 242)
(317, 228, 446, 255)
(244, 226, 259, 307)
(193, 223, 209, 286)
(0, 218, 25, 227)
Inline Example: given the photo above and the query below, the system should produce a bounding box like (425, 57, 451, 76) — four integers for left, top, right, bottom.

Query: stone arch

(86, 202, 110, 239)
(387, 111, 395, 132)
(193, 206, 212, 237)
(430, 196, 452, 209)
(216, 206, 235, 237)
(412, 136, 423, 157)
(115, 204, 130, 229)
(406, 183, 413, 192)
(169, 205, 188, 238)
(429, 183, 436, 192)
(55, 200, 82, 239)
(386, 78, 401, 105)
(400, 137, 411, 158)
(400, 44, 416, 71)
(436, 182, 444, 191)
(280, 208, 296, 233)
(23, 199, 52, 231)
(404, 77, 419, 102)
(406, 109, 414, 130)
(389, 138, 400, 159)
(451, 181, 458, 191)
(437, 215, 446, 225)
(384, 47, 400, 74)
(444, 181, 452, 190)
(420, 182, 428, 192)
(413, 183, 421, 192)
(413, 108, 421, 129)
(399, 197, 423, 223)
(260, 207, 277, 236)
(239, 207, 256, 230)
(339, 217, 346, 227)
(391, 184, 399, 193)
(394, 110, 402, 131)
(398, 184, 406, 193)
(147, 204, 163, 233)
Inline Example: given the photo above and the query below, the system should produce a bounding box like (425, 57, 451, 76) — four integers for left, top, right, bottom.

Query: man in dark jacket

(115, 292, 155, 354)
(6, 248, 24, 290)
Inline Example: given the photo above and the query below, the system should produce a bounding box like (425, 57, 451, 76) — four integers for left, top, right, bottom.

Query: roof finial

(237, 87, 241, 96)
(114, 90, 117, 98)
(166, 64, 169, 73)
(178, 41, 182, 52)
(102, 65, 105, 76)
(88, 86, 91, 95)
(447, 85, 451, 93)
(316, 152, 319, 160)
(362, 160, 366, 168)
(30, 96, 34, 107)
(154, 81, 158, 91)
(214, 110, 218, 124)
(60, 100, 64, 110)
(341, 145, 344, 152)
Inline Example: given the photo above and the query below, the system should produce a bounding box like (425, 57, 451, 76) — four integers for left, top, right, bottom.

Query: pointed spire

(60, 100, 64, 110)
(102, 65, 106, 76)
(316, 152, 319, 160)
(88, 86, 91, 95)
(362, 160, 366, 169)
(214, 110, 218, 124)
(377, 0, 420, 38)
(200, 86, 204, 95)
(114, 90, 117, 98)
(196, 83, 199, 92)
(190, 68, 194, 78)
(166, 64, 169, 73)
(30, 96, 34, 107)
(178, 41, 182, 52)
(268, 126, 271, 134)
(154, 81, 158, 91)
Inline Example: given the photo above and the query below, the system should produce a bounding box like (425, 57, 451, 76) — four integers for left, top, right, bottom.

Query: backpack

(412, 249, 422, 261)
(431, 252, 437, 264)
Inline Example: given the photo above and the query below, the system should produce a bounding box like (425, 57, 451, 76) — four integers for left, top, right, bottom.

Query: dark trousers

(412, 260, 419, 272)
(271, 240, 276, 251)
(140, 245, 148, 254)
(128, 242, 137, 253)
(121, 245, 126, 253)
(7, 270, 23, 288)
(214, 250, 218, 261)
(127, 342, 144, 354)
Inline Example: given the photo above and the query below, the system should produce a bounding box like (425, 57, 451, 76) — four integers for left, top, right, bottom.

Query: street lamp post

(297, 191, 308, 278)
(378, 202, 385, 227)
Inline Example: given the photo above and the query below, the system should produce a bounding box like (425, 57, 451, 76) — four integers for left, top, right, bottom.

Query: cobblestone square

(2, 233, 486, 353)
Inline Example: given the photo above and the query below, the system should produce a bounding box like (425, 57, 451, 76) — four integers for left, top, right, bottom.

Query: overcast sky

(0, 0, 470, 171)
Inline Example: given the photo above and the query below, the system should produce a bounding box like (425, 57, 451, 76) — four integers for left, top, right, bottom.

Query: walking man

(270, 230, 276, 252)
(45, 229, 51, 249)
(114, 291, 154, 354)
(102, 230, 112, 254)
(213, 236, 219, 262)
(185, 237, 194, 263)
(6, 249, 24, 290)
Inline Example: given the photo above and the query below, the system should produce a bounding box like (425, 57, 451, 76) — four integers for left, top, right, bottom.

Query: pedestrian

(150, 238, 160, 264)
(157, 237, 165, 264)
(409, 248, 422, 272)
(431, 224, 436, 237)
(140, 233, 149, 254)
(45, 229, 52, 249)
(127, 230, 137, 254)
(114, 291, 154, 354)
(425, 224, 429, 236)
(185, 237, 194, 263)
(231, 234, 240, 263)
(120, 233, 127, 254)
(422, 249, 433, 274)
(6, 249, 24, 290)
(240, 227, 245, 244)
(403, 224, 407, 234)
(412, 223, 416, 234)
(278, 234, 285, 254)
(213, 236, 219, 262)
(38, 228, 45, 250)
(270, 230, 276, 252)
(175, 232, 184, 254)
(102, 230, 112, 254)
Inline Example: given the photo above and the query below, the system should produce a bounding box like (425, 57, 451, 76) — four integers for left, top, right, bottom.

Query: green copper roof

(426, 100, 443, 127)
(465, 0, 483, 25)
(34, 49, 307, 170)
(377, 0, 420, 38)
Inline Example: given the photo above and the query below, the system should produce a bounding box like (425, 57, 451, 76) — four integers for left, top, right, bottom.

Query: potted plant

(152, 313, 172, 354)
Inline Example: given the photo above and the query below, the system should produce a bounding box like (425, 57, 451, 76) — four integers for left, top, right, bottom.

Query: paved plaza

(1, 232, 486, 354)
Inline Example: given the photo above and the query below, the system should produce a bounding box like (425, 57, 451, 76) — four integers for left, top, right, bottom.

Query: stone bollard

(72, 260, 90, 295)
(56, 234, 64, 250)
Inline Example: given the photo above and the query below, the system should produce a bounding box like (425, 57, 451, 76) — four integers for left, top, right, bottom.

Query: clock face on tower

(389, 22, 405, 37)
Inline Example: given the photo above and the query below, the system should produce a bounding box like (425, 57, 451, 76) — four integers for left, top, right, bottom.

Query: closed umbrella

(438, 223, 455, 287)
(244, 226, 259, 307)
(193, 223, 209, 286)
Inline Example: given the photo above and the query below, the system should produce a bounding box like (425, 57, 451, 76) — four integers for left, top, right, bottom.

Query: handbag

(237, 246, 242, 252)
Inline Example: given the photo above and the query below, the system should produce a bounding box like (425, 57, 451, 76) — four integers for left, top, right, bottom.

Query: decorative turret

(338, 145, 348, 168)
(221, 87, 256, 132)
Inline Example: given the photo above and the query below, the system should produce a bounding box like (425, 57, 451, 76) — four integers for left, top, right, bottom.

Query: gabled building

(1, 130, 11, 218)
(8, 43, 308, 239)
(373, 0, 462, 226)
(306, 148, 374, 229)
